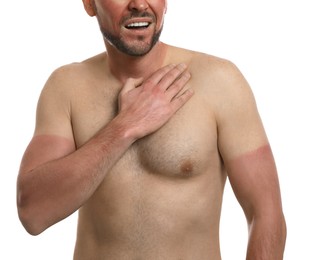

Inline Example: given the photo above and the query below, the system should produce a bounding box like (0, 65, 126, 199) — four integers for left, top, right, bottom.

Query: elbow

(253, 209, 286, 231)
(249, 209, 287, 244)
(17, 189, 47, 236)
(268, 211, 287, 241)
(18, 212, 45, 236)
(245, 201, 286, 231)
(249, 209, 286, 230)
(247, 211, 287, 258)
(17, 208, 47, 236)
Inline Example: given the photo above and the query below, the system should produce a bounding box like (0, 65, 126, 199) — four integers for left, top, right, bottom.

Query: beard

(101, 25, 163, 57)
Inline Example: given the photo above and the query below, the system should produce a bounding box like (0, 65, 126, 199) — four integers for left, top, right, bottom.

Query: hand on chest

(72, 88, 218, 178)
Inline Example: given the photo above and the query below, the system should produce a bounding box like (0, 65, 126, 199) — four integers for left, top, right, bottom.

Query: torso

(71, 46, 227, 259)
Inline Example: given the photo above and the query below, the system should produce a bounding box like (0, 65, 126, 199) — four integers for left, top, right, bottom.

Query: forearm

(17, 116, 135, 235)
(246, 214, 287, 260)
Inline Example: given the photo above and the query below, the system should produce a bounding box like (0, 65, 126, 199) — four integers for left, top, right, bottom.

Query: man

(17, 0, 286, 259)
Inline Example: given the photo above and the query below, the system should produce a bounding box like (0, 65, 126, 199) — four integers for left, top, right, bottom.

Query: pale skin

(17, 0, 286, 259)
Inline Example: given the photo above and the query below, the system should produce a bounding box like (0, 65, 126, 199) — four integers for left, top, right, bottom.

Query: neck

(104, 41, 168, 83)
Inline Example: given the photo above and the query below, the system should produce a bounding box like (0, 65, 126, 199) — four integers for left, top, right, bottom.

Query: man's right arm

(17, 63, 193, 235)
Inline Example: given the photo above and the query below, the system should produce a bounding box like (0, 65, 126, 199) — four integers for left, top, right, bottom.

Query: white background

(1, 0, 313, 259)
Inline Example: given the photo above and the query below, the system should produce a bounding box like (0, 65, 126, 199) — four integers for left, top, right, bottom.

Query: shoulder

(44, 52, 105, 92)
(189, 52, 242, 84)
(169, 46, 245, 90)
(37, 53, 106, 106)
(185, 50, 252, 97)
(168, 45, 240, 79)
(166, 44, 254, 104)
(186, 50, 257, 118)
(37, 53, 102, 108)
(45, 65, 81, 87)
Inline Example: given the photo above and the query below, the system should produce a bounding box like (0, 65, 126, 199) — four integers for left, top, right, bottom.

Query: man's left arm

(225, 144, 286, 260)
(215, 61, 286, 259)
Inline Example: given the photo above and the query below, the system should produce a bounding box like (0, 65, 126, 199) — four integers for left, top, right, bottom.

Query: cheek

(95, 2, 122, 28)
(150, 9, 166, 31)
(96, 12, 119, 33)
(148, 1, 166, 12)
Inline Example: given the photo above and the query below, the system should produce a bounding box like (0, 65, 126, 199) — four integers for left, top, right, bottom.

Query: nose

(128, 0, 149, 12)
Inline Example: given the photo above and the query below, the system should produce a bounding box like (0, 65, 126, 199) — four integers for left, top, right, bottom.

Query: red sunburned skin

(225, 144, 282, 213)
(20, 134, 76, 173)
(226, 144, 277, 181)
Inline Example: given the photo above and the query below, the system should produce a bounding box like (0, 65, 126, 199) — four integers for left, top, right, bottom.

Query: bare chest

(71, 84, 220, 177)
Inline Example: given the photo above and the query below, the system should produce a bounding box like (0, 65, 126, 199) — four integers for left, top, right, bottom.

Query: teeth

(126, 22, 149, 28)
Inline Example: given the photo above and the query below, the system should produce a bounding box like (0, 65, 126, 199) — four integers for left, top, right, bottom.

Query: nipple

(180, 160, 194, 177)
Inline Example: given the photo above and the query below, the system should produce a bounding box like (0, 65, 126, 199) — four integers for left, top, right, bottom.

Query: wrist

(110, 114, 139, 144)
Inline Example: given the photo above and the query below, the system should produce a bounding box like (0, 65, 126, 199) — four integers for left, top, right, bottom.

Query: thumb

(120, 77, 144, 96)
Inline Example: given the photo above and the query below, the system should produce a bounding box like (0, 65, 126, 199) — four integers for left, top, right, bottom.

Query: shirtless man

(17, 0, 286, 259)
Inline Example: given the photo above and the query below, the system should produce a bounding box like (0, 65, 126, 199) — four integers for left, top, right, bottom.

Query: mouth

(125, 21, 151, 30)
(123, 12, 155, 31)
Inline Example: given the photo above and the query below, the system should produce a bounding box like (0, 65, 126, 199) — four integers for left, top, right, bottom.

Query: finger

(158, 63, 188, 92)
(143, 64, 176, 87)
(171, 89, 194, 111)
(166, 71, 191, 100)
(120, 77, 144, 96)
